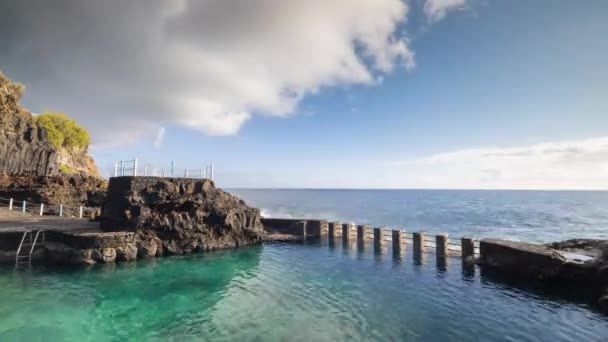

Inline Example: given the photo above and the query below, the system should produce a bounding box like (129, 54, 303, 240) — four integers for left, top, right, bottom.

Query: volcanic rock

(0, 70, 106, 214)
(101, 176, 264, 255)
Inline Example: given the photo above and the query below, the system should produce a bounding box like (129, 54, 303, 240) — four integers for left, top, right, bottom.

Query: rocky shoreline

(32, 176, 265, 265)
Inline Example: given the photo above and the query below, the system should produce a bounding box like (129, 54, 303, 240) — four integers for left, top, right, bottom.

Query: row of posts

(115, 159, 215, 180)
(7, 198, 84, 218)
(324, 222, 476, 260)
(184, 164, 214, 179)
(114, 158, 138, 177)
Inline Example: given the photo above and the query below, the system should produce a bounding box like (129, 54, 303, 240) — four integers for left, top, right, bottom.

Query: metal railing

(0, 196, 88, 218)
(113, 158, 215, 180)
(184, 165, 213, 179)
(114, 158, 138, 177)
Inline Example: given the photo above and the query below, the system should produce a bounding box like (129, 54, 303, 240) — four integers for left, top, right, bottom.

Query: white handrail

(113, 158, 215, 180)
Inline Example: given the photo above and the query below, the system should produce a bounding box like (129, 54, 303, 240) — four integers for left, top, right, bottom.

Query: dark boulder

(101, 176, 264, 255)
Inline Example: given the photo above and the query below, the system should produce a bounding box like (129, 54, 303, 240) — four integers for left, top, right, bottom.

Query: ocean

(230, 189, 608, 243)
(2, 189, 608, 340)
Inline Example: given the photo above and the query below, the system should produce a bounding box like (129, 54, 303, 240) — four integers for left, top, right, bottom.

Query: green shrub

(37, 112, 91, 148)
(58, 164, 76, 174)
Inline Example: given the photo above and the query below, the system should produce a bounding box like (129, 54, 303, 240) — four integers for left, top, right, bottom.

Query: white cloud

(1, 0, 414, 144)
(153, 127, 166, 148)
(424, 0, 468, 23)
(386, 136, 608, 190)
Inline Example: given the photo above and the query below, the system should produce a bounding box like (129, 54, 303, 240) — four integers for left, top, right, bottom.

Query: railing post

(436, 234, 449, 258)
(22, 200, 26, 214)
(392, 230, 403, 254)
(79, 206, 83, 219)
(9, 198, 13, 211)
(171, 161, 175, 177)
(120, 160, 125, 176)
(185, 168, 189, 178)
(210, 163, 214, 180)
(133, 158, 138, 176)
(40, 203, 44, 216)
(59, 204, 63, 217)
(461, 237, 475, 261)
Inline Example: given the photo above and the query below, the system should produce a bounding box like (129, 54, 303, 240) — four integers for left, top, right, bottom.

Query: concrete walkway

(0, 210, 101, 233)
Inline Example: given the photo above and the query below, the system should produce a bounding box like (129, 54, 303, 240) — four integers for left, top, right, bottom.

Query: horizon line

(224, 187, 608, 192)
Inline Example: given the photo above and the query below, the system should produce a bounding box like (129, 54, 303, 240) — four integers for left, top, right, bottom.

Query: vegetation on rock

(37, 112, 91, 149)
(58, 164, 76, 174)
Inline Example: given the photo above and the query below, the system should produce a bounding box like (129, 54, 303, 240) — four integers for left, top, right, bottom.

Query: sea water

(230, 189, 608, 242)
(1, 189, 608, 341)
(0, 242, 607, 341)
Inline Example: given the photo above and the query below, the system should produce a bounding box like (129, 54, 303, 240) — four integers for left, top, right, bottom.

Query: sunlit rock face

(0, 71, 57, 176)
(0, 71, 106, 214)
(101, 176, 264, 255)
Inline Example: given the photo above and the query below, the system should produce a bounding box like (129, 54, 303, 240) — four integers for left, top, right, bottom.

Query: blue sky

(3, 0, 607, 189)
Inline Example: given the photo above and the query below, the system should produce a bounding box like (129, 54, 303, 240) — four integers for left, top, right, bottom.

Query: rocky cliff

(0, 71, 100, 177)
(101, 177, 264, 255)
(0, 72, 58, 175)
(0, 70, 106, 212)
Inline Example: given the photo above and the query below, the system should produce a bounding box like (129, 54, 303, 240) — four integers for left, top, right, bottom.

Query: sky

(1, 0, 607, 189)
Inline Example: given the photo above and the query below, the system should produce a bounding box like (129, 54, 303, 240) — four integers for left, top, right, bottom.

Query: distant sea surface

(229, 189, 608, 243)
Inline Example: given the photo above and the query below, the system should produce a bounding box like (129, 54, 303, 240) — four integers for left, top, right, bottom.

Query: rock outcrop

(0, 71, 58, 175)
(478, 238, 602, 282)
(0, 70, 106, 213)
(101, 176, 264, 255)
(479, 238, 608, 312)
(0, 173, 107, 217)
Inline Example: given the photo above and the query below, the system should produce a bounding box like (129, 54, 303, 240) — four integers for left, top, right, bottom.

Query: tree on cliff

(37, 112, 91, 149)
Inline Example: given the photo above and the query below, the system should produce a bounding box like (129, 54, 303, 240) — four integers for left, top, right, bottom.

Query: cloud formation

(387, 136, 608, 189)
(0, 0, 415, 145)
(424, 0, 468, 23)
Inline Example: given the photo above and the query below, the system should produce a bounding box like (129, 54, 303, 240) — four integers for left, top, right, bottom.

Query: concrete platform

(0, 212, 101, 233)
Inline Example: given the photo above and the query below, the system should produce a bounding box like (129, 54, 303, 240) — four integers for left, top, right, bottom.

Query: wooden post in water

(329, 222, 342, 237)
(373, 227, 383, 251)
(319, 220, 329, 236)
(413, 231, 425, 263)
(413, 232, 425, 252)
(356, 224, 367, 241)
(436, 234, 449, 258)
(392, 230, 403, 254)
(461, 237, 475, 262)
(342, 223, 350, 240)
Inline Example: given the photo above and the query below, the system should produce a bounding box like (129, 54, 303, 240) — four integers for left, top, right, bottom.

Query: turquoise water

(1, 241, 607, 341)
(230, 189, 608, 242)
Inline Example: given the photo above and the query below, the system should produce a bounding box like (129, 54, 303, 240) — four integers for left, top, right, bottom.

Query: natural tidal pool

(1, 241, 607, 341)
